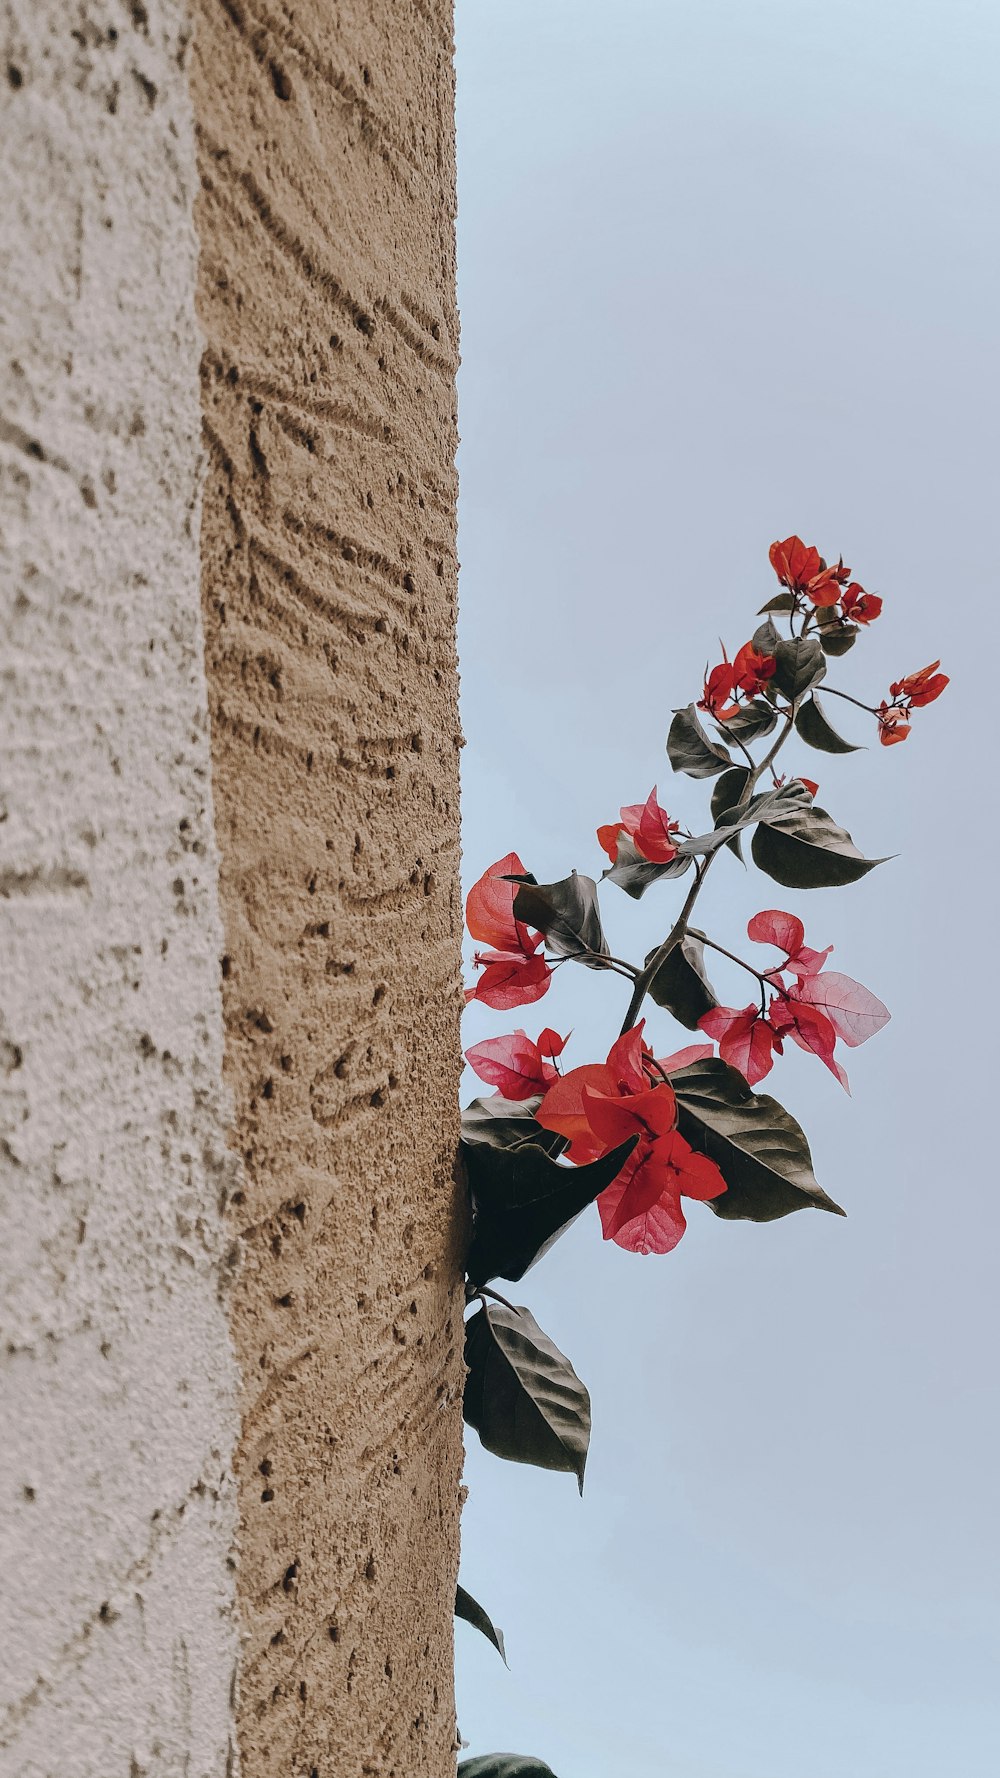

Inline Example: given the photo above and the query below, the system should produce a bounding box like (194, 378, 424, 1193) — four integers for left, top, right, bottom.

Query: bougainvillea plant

(454, 538, 946, 1773)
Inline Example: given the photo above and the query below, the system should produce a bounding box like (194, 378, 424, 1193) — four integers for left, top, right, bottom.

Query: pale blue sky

(453, 4, 998, 1774)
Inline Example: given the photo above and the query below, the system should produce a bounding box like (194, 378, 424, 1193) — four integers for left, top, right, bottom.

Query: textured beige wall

(0, 5, 240, 1776)
(190, 3, 466, 1775)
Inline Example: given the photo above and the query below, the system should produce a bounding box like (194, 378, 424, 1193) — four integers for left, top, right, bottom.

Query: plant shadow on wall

(453, 538, 948, 1778)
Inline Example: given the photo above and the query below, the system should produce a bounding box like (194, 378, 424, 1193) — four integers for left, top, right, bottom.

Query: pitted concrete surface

(0, 6, 240, 1775)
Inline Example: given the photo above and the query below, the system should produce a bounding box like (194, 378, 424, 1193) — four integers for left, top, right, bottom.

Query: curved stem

(618, 710, 796, 1036)
(821, 685, 878, 716)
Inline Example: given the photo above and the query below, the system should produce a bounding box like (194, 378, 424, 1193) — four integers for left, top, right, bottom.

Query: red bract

(465, 1028, 565, 1100)
(598, 788, 680, 866)
(792, 972, 890, 1047)
(535, 1025, 726, 1254)
(733, 640, 777, 697)
(465, 852, 552, 1010)
(768, 996, 849, 1091)
(747, 908, 833, 977)
(840, 582, 882, 624)
(768, 535, 849, 607)
(699, 1003, 780, 1086)
(876, 702, 910, 746)
(890, 661, 949, 707)
(595, 1125, 727, 1254)
(698, 659, 738, 721)
(769, 535, 822, 591)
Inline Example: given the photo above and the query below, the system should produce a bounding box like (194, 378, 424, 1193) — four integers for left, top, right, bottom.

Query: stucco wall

(0, 5, 240, 1776)
(190, 3, 467, 1774)
(1, 3, 464, 1773)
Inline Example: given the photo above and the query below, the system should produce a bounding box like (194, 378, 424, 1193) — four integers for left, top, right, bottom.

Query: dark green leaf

(666, 704, 733, 778)
(678, 782, 811, 858)
(819, 624, 858, 657)
(710, 765, 751, 861)
(462, 1096, 637, 1285)
(715, 700, 778, 745)
(752, 802, 887, 888)
(752, 616, 782, 657)
(794, 692, 862, 755)
(455, 1584, 507, 1665)
(757, 592, 796, 614)
(464, 1303, 591, 1491)
(672, 1057, 845, 1221)
(602, 837, 693, 900)
(771, 636, 827, 702)
(645, 930, 718, 1029)
(459, 1759, 557, 1778)
(461, 1093, 566, 1158)
(510, 872, 609, 969)
(710, 766, 751, 822)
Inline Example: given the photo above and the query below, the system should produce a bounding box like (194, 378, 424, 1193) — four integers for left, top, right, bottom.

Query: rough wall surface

(0, 6, 241, 1776)
(190, 3, 466, 1776)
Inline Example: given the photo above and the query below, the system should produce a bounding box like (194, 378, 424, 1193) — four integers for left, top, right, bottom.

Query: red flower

(769, 535, 823, 591)
(890, 661, 949, 707)
(768, 996, 849, 1090)
(697, 915, 889, 1093)
(876, 702, 910, 746)
(747, 908, 832, 978)
(769, 536, 849, 607)
(698, 1003, 781, 1086)
(698, 659, 739, 721)
(598, 788, 680, 866)
(840, 582, 882, 625)
(465, 852, 552, 1010)
(733, 640, 777, 698)
(535, 1024, 726, 1255)
(465, 1027, 566, 1100)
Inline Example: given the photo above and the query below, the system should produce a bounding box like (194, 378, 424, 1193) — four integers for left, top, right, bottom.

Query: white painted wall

(0, 6, 240, 1775)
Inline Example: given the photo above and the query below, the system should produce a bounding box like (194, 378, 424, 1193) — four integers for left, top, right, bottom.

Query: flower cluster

(768, 533, 881, 623)
(597, 787, 680, 866)
(467, 1020, 724, 1254)
(464, 849, 552, 1010)
(876, 661, 949, 746)
(698, 639, 777, 720)
(698, 910, 889, 1091)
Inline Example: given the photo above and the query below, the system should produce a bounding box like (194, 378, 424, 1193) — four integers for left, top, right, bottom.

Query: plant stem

(618, 710, 796, 1036)
(821, 685, 878, 715)
(477, 1285, 521, 1315)
(699, 934, 777, 988)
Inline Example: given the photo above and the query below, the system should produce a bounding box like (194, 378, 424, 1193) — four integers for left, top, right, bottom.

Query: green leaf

(710, 765, 751, 822)
(771, 636, 827, 702)
(464, 1303, 591, 1491)
(459, 1759, 557, 1778)
(462, 1096, 637, 1286)
(794, 692, 862, 755)
(461, 1093, 566, 1154)
(710, 765, 751, 861)
(671, 1057, 846, 1221)
(602, 837, 693, 900)
(715, 700, 778, 745)
(752, 616, 782, 657)
(678, 781, 811, 859)
(819, 624, 858, 657)
(455, 1583, 507, 1665)
(757, 592, 796, 614)
(667, 703, 733, 778)
(752, 802, 887, 888)
(510, 872, 609, 969)
(645, 930, 718, 1029)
